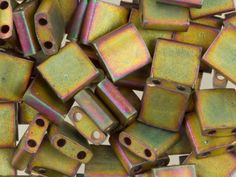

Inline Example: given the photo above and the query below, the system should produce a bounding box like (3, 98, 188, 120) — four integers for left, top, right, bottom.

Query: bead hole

(38, 18, 48, 26)
(77, 151, 86, 160)
(36, 118, 45, 127)
(216, 75, 225, 81)
(1, 25, 10, 33)
(177, 85, 186, 91)
(37, 167, 46, 174)
(57, 138, 66, 147)
(124, 137, 131, 146)
(201, 151, 211, 157)
(27, 139, 37, 147)
(92, 131, 100, 139)
(0, 1, 9, 10)
(44, 41, 53, 49)
(144, 149, 152, 157)
(74, 112, 82, 122)
(208, 130, 216, 135)
(152, 79, 161, 85)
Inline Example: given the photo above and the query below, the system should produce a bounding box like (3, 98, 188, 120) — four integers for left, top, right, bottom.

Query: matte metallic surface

(67, 0, 88, 42)
(0, 0, 13, 39)
(185, 113, 236, 158)
(28, 136, 81, 177)
(118, 87, 141, 111)
(48, 122, 93, 163)
(79, 44, 98, 61)
(134, 171, 154, 177)
(34, 0, 65, 55)
(0, 149, 16, 176)
(96, 78, 137, 127)
(139, 78, 191, 131)
(140, 0, 190, 31)
(203, 25, 236, 84)
(186, 72, 203, 113)
(32, 50, 48, 65)
(0, 52, 33, 101)
(196, 89, 236, 136)
(91, 68, 106, 85)
(184, 152, 236, 177)
(166, 130, 192, 155)
(23, 77, 72, 125)
(0, 102, 16, 148)
(153, 165, 197, 177)
(191, 16, 223, 28)
(74, 88, 118, 133)
(19, 101, 38, 124)
(190, 0, 235, 19)
(38, 43, 99, 101)
(80, 0, 129, 44)
(129, 9, 173, 55)
(58, 0, 78, 26)
(93, 23, 151, 82)
(157, 0, 202, 8)
(115, 64, 150, 91)
(12, 114, 49, 170)
(68, 106, 106, 145)
(119, 122, 180, 161)
(30, 168, 71, 177)
(110, 135, 169, 175)
(213, 70, 228, 88)
(224, 12, 236, 27)
(151, 39, 201, 87)
(13, 0, 40, 56)
(84, 145, 129, 177)
(173, 23, 219, 52)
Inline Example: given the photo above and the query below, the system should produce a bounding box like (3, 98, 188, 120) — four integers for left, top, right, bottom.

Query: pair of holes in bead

(152, 79, 186, 91)
(38, 18, 53, 49)
(208, 129, 236, 136)
(56, 138, 87, 160)
(0, 1, 10, 34)
(26, 119, 45, 148)
(123, 137, 152, 158)
(201, 145, 235, 157)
